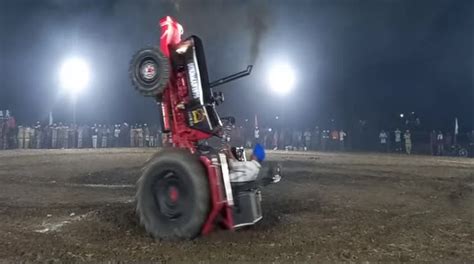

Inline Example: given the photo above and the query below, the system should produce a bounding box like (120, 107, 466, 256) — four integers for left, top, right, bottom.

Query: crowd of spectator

(1, 110, 473, 157)
(228, 126, 349, 152)
(231, 125, 472, 157)
(1, 114, 163, 150)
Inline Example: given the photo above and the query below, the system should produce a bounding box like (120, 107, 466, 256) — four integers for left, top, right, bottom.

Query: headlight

(176, 40, 191, 54)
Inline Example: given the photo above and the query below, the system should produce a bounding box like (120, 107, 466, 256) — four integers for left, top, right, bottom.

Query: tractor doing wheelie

(129, 17, 277, 240)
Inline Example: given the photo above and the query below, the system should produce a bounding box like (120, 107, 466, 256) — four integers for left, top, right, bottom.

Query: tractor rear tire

(129, 47, 170, 99)
(136, 149, 210, 240)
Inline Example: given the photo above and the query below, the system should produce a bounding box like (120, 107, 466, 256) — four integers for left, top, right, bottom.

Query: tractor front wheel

(129, 47, 170, 99)
(136, 149, 210, 240)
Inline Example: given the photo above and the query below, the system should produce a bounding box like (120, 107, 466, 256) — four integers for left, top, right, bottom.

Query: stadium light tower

(59, 57, 90, 125)
(267, 62, 295, 95)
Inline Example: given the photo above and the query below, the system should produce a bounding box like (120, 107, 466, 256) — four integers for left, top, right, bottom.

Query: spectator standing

(339, 129, 347, 151)
(404, 130, 412, 154)
(272, 129, 279, 150)
(430, 130, 437, 155)
(57, 123, 64, 148)
(330, 129, 339, 150)
(101, 125, 108, 148)
(297, 130, 303, 150)
(114, 124, 121, 147)
(254, 126, 260, 145)
(24, 126, 32, 149)
(394, 128, 402, 152)
(162, 132, 172, 147)
(92, 124, 98, 149)
(108, 125, 115, 147)
(130, 125, 136, 147)
(63, 124, 70, 148)
(54, 124, 60, 148)
(156, 129, 162, 147)
(6, 113, 17, 149)
(77, 125, 84, 148)
(137, 125, 143, 147)
(262, 127, 269, 149)
(303, 129, 311, 151)
(34, 122, 42, 149)
(45, 125, 52, 149)
(436, 131, 444, 156)
(121, 123, 130, 147)
(311, 126, 320, 150)
(321, 130, 329, 151)
(149, 125, 157, 147)
(144, 124, 150, 147)
(84, 124, 91, 148)
(96, 125, 102, 148)
(379, 130, 388, 152)
(17, 125, 24, 149)
(68, 124, 76, 148)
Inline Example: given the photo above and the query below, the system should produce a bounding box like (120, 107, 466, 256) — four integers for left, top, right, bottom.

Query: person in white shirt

(394, 129, 402, 152)
(225, 143, 280, 185)
(404, 130, 412, 154)
(379, 130, 388, 152)
(114, 124, 121, 147)
(254, 127, 260, 145)
(303, 130, 312, 151)
(437, 131, 444, 156)
(339, 130, 347, 151)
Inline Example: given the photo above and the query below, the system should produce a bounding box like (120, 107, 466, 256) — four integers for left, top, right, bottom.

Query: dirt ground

(0, 149, 472, 263)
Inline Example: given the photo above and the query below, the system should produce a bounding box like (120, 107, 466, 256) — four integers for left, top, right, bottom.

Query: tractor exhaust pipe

(209, 65, 253, 88)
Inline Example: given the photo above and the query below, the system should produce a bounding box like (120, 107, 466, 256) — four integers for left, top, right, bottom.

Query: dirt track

(0, 149, 472, 263)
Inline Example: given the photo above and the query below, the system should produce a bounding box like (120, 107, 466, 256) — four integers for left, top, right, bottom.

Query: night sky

(0, 0, 472, 131)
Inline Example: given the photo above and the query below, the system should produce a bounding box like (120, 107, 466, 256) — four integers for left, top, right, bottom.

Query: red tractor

(129, 17, 268, 239)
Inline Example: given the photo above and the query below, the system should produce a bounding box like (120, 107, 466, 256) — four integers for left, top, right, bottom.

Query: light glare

(268, 63, 295, 95)
(59, 57, 90, 95)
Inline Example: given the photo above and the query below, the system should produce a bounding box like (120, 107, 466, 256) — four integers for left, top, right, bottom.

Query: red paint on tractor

(200, 156, 234, 235)
(158, 16, 234, 234)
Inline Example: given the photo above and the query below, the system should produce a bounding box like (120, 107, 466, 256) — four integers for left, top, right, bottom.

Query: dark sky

(0, 0, 472, 131)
